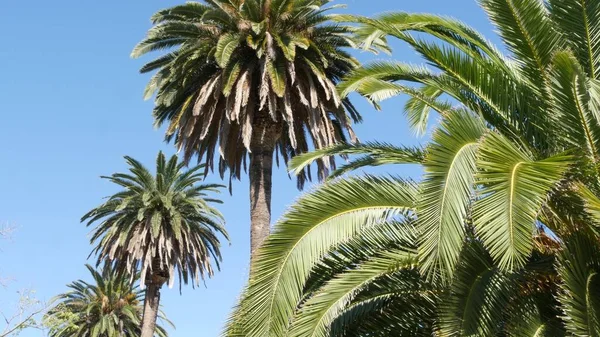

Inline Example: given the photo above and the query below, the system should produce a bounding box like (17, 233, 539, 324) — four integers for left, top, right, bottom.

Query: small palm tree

(82, 152, 227, 337)
(132, 0, 360, 256)
(43, 264, 171, 337)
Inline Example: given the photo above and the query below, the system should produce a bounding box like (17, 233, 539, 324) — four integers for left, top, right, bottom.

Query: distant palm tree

(44, 264, 171, 337)
(82, 152, 227, 337)
(132, 0, 361, 256)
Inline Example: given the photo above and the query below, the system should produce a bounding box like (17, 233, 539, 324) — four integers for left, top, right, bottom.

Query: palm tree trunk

(249, 116, 277, 258)
(140, 280, 161, 337)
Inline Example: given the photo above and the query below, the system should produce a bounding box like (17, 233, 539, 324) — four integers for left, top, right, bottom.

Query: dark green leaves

(549, 0, 600, 79)
(44, 264, 171, 337)
(215, 33, 241, 68)
(558, 232, 600, 336)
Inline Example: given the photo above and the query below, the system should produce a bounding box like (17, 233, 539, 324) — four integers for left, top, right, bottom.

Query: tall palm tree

(132, 0, 361, 256)
(82, 152, 228, 337)
(44, 264, 171, 337)
(226, 0, 600, 335)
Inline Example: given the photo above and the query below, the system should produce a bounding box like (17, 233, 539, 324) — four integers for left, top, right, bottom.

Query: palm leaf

(437, 243, 513, 336)
(558, 232, 600, 336)
(288, 142, 425, 179)
(288, 250, 418, 337)
(479, 0, 560, 87)
(226, 176, 418, 337)
(473, 133, 572, 270)
(549, 0, 600, 79)
(418, 109, 486, 282)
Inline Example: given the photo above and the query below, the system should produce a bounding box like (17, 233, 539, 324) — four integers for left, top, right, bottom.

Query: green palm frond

(335, 12, 508, 66)
(404, 84, 443, 136)
(473, 133, 572, 270)
(550, 51, 600, 165)
(437, 243, 513, 336)
(288, 142, 425, 179)
(301, 220, 419, 296)
(225, 175, 418, 336)
(549, 0, 600, 79)
(479, 0, 561, 87)
(287, 250, 417, 337)
(558, 232, 600, 336)
(418, 110, 487, 282)
(577, 183, 600, 235)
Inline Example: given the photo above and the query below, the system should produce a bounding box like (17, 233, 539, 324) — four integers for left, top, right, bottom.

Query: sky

(0, 1, 499, 336)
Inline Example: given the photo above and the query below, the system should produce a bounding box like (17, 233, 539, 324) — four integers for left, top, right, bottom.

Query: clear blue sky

(0, 1, 498, 336)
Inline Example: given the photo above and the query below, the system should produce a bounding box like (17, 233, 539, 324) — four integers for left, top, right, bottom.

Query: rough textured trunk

(249, 115, 277, 259)
(140, 280, 161, 337)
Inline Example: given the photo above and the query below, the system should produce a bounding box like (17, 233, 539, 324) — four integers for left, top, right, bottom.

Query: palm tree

(82, 152, 228, 337)
(132, 0, 361, 256)
(226, 0, 600, 335)
(43, 264, 171, 337)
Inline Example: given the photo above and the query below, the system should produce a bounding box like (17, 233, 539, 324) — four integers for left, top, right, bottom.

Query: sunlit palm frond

(479, 0, 561, 87)
(288, 142, 425, 179)
(548, 0, 600, 79)
(225, 175, 418, 336)
(288, 250, 417, 337)
(418, 109, 486, 282)
(557, 231, 600, 336)
(473, 133, 573, 270)
(550, 51, 600, 168)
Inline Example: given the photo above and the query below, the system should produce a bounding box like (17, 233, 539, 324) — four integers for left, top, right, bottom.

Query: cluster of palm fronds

(225, 0, 600, 335)
(132, 0, 360, 185)
(43, 265, 171, 337)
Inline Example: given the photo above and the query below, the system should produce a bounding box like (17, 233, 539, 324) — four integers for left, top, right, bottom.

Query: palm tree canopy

(132, 0, 361, 185)
(43, 265, 171, 337)
(82, 152, 228, 289)
(225, 0, 600, 335)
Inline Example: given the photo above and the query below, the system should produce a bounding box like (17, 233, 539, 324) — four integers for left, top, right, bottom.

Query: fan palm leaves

(82, 152, 227, 337)
(133, 0, 360, 255)
(43, 265, 171, 337)
(226, 0, 600, 335)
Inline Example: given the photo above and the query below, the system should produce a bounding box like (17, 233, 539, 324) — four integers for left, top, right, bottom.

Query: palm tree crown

(83, 152, 227, 337)
(133, 0, 362, 255)
(82, 152, 228, 289)
(44, 265, 171, 337)
(132, 0, 359, 182)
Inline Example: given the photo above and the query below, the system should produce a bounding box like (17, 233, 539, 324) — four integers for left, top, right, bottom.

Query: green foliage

(82, 152, 228, 289)
(43, 265, 171, 337)
(133, 0, 361, 187)
(226, 0, 600, 335)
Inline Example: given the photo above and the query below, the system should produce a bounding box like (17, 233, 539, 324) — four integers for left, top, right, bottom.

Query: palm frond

(473, 133, 572, 270)
(288, 142, 425, 179)
(549, 0, 600, 79)
(418, 109, 486, 282)
(557, 231, 600, 336)
(225, 175, 418, 336)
